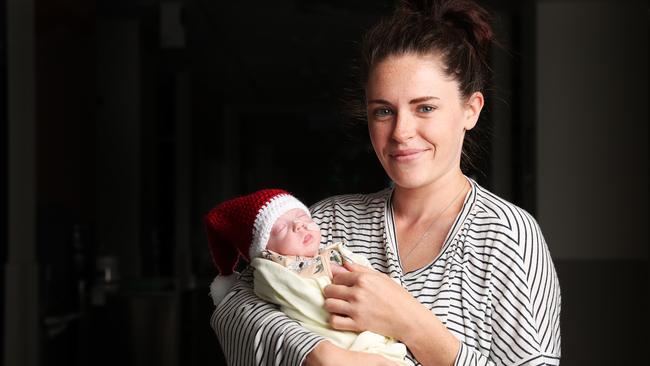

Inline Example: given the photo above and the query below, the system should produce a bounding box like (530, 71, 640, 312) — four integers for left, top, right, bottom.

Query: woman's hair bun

(397, 0, 493, 56)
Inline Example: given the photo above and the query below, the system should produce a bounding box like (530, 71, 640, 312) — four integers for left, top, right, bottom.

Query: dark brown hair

(346, 0, 495, 174)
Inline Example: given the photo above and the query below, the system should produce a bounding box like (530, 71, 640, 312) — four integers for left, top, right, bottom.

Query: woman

(211, 1, 561, 365)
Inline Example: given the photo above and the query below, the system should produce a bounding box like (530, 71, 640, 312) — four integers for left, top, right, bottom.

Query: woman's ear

(463, 91, 484, 131)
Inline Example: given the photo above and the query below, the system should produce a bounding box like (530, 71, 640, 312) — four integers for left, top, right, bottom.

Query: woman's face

(366, 53, 483, 190)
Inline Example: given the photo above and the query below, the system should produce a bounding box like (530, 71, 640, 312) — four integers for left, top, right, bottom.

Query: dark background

(2, 0, 647, 365)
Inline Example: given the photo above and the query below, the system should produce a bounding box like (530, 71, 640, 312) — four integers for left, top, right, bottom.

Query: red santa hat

(204, 188, 310, 305)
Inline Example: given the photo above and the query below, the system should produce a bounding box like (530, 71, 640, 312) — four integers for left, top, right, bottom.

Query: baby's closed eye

(271, 224, 287, 234)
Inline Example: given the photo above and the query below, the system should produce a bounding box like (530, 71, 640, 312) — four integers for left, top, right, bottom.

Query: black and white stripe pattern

(212, 179, 561, 365)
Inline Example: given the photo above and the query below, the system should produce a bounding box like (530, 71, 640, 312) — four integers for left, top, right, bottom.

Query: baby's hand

(330, 263, 349, 276)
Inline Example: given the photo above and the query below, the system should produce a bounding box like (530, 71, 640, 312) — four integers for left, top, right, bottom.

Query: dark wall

(534, 1, 649, 363)
(1, 0, 7, 362)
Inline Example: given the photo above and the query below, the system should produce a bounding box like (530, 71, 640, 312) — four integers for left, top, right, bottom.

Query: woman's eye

(418, 105, 436, 113)
(373, 108, 393, 117)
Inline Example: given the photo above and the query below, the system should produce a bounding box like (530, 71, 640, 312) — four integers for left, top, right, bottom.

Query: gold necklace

(400, 180, 468, 263)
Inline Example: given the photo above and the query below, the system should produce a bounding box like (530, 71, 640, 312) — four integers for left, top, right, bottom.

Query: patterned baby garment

(259, 243, 351, 279)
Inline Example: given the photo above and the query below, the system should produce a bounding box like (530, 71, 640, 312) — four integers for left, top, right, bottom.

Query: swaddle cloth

(252, 243, 407, 365)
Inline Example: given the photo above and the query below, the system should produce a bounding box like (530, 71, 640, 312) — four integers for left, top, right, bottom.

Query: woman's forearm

(213, 269, 325, 366)
(398, 305, 460, 366)
(304, 340, 401, 366)
(304, 341, 337, 366)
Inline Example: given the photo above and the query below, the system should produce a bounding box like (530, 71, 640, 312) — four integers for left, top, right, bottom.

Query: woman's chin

(390, 174, 431, 189)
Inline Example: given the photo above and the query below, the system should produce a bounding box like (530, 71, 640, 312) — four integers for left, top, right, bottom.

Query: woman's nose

(392, 113, 415, 142)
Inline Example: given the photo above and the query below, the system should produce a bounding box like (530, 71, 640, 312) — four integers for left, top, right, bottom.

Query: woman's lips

(389, 149, 426, 161)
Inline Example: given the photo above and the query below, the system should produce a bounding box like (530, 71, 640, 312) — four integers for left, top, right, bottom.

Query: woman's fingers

(343, 261, 374, 273)
(329, 263, 349, 276)
(331, 269, 375, 287)
(328, 313, 358, 332)
(323, 297, 352, 315)
(324, 283, 359, 331)
(326, 269, 417, 339)
(326, 269, 418, 340)
(323, 283, 355, 301)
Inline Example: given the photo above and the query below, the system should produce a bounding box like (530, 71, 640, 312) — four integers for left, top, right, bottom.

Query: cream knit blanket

(252, 243, 407, 365)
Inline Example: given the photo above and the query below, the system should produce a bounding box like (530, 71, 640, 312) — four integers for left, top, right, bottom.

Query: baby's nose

(292, 219, 306, 231)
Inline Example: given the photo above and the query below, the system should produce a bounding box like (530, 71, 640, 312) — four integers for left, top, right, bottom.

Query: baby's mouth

(303, 234, 313, 245)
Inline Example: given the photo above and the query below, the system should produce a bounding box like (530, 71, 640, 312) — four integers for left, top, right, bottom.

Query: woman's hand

(323, 262, 460, 366)
(323, 262, 423, 339)
(329, 262, 349, 276)
(304, 341, 398, 366)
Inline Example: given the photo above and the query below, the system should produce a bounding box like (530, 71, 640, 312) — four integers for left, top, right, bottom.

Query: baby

(205, 189, 407, 365)
(257, 205, 349, 279)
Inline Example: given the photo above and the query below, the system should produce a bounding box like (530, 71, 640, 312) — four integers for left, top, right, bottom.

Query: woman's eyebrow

(367, 96, 439, 105)
(409, 96, 439, 104)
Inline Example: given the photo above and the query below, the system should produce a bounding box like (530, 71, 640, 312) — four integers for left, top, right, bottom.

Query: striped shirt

(211, 178, 562, 365)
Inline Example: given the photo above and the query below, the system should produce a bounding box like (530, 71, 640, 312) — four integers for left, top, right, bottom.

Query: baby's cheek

(266, 234, 285, 253)
(311, 229, 323, 243)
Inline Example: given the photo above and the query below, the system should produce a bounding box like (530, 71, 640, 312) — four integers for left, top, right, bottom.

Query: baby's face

(266, 208, 321, 257)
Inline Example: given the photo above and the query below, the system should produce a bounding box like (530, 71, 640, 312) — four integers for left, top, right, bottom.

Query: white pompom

(209, 273, 239, 306)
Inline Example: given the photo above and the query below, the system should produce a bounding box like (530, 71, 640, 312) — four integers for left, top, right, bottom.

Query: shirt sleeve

(454, 211, 561, 366)
(211, 266, 326, 366)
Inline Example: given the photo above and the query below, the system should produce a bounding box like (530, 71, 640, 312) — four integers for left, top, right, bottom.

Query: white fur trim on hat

(209, 273, 239, 307)
(249, 194, 310, 259)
